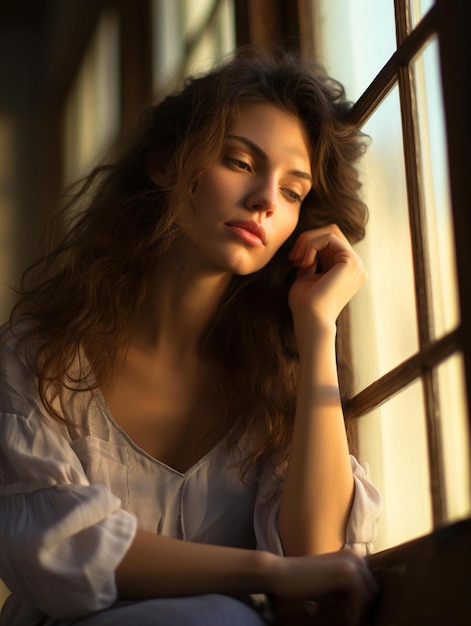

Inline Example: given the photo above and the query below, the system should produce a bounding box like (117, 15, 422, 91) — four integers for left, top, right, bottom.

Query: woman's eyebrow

(226, 134, 312, 184)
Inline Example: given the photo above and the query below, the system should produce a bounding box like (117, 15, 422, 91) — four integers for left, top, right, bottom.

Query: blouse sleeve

(253, 455, 381, 556)
(0, 410, 137, 619)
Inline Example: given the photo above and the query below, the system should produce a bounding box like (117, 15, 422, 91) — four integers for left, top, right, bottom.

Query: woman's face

(178, 102, 312, 276)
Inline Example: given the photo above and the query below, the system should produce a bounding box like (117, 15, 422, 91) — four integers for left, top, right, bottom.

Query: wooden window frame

(342, 0, 470, 529)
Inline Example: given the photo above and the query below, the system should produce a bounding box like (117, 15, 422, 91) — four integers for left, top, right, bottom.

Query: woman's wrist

(293, 314, 337, 354)
(251, 550, 280, 595)
(295, 321, 338, 373)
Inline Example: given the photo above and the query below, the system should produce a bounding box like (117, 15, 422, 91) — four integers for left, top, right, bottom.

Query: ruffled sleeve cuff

(344, 456, 382, 555)
(0, 484, 137, 619)
(253, 455, 381, 557)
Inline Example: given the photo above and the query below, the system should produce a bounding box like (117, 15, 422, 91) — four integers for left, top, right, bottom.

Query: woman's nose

(246, 179, 277, 217)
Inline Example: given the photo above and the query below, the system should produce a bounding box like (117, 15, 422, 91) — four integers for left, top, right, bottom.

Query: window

(152, 0, 235, 96)
(305, 0, 470, 551)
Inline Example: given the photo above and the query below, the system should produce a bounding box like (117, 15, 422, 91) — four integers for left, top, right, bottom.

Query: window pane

(358, 380, 432, 551)
(311, 0, 397, 101)
(437, 354, 471, 523)
(350, 87, 419, 393)
(411, 0, 435, 27)
(414, 39, 460, 337)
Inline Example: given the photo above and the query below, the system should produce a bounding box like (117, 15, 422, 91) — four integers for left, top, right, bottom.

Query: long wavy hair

(6, 46, 368, 474)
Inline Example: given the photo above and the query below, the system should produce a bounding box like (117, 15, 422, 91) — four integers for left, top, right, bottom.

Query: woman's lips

(225, 221, 267, 247)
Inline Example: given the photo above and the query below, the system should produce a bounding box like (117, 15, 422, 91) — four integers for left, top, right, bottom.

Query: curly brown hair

(6, 46, 369, 474)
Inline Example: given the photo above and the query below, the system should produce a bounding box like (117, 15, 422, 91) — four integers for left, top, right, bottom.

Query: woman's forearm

(278, 323, 355, 556)
(115, 529, 274, 599)
(115, 528, 376, 612)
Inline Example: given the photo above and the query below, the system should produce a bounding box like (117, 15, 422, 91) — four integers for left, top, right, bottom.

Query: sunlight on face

(180, 102, 312, 276)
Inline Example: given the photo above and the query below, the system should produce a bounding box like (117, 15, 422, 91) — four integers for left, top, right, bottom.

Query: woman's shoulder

(0, 320, 101, 435)
(0, 319, 37, 370)
(0, 320, 43, 417)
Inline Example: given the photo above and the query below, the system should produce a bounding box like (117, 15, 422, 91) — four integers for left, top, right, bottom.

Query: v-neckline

(91, 385, 228, 477)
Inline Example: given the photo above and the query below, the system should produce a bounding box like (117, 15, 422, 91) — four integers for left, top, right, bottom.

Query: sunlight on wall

(63, 11, 120, 186)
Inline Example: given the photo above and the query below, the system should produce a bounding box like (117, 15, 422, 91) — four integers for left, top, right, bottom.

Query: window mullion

(349, 6, 435, 127)
(395, 0, 446, 526)
(346, 328, 460, 419)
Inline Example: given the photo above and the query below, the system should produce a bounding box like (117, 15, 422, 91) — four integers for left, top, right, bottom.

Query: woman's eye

(225, 157, 252, 172)
(282, 188, 303, 203)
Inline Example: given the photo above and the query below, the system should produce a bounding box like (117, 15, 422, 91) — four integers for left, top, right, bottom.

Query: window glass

(311, 0, 397, 101)
(437, 354, 471, 523)
(411, 0, 435, 27)
(358, 380, 432, 551)
(414, 39, 460, 337)
(350, 87, 419, 393)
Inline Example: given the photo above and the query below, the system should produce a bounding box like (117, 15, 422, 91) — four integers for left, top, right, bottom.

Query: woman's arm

(115, 527, 376, 620)
(278, 225, 367, 556)
(115, 529, 271, 598)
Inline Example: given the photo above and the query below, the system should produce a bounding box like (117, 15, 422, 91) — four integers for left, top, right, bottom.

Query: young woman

(0, 47, 381, 625)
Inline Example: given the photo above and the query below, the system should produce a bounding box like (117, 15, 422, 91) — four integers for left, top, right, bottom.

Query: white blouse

(0, 330, 381, 623)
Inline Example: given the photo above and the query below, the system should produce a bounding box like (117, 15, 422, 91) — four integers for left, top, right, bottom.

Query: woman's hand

(288, 224, 367, 337)
(271, 550, 378, 625)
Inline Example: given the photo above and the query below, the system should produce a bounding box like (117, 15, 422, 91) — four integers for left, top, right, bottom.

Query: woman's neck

(133, 244, 232, 360)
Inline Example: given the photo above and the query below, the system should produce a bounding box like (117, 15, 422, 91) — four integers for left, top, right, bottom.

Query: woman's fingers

(275, 550, 378, 603)
(287, 225, 367, 327)
(275, 551, 378, 626)
(289, 224, 347, 263)
(336, 551, 378, 624)
(289, 226, 357, 272)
